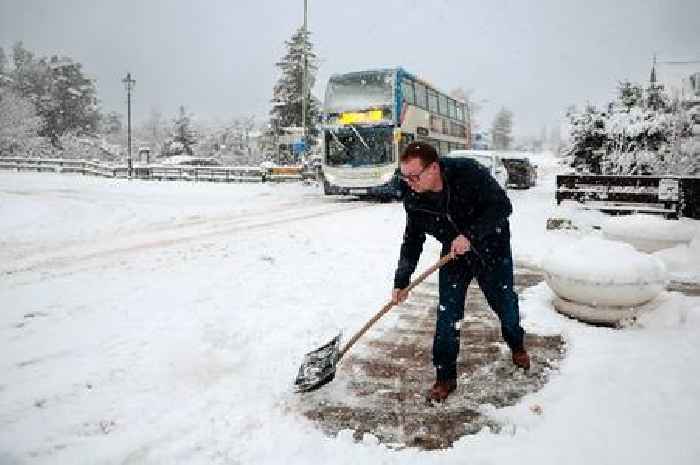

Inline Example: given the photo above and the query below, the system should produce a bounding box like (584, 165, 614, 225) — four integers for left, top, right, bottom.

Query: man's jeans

(433, 246, 524, 381)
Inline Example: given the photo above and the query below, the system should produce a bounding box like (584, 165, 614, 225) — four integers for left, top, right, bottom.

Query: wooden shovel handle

(337, 254, 453, 360)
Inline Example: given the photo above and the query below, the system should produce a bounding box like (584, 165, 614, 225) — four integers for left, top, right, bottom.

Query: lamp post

(301, 0, 308, 161)
(122, 72, 135, 178)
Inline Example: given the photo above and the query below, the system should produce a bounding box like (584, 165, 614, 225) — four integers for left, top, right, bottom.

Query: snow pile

(542, 236, 668, 306)
(602, 214, 698, 252)
(654, 234, 700, 282)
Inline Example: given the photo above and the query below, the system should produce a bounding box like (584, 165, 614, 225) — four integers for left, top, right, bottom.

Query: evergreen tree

(564, 77, 696, 175)
(269, 27, 321, 152)
(6, 42, 100, 147)
(563, 105, 607, 173)
(617, 81, 643, 112)
(491, 107, 513, 149)
(645, 66, 668, 112)
(41, 56, 100, 145)
(162, 106, 198, 156)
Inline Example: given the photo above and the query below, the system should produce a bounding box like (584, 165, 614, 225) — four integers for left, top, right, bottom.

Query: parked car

(443, 150, 508, 190)
(502, 157, 537, 189)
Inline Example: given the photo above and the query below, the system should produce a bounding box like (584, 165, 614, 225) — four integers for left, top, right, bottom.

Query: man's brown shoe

(427, 379, 457, 402)
(512, 349, 531, 370)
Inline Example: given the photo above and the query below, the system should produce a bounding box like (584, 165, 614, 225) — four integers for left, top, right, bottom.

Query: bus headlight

(381, 171, 396, 183)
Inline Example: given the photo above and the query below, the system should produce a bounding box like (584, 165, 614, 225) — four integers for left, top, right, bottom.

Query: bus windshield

(324, 70, 395, 114)
(325, 125, 394, 167)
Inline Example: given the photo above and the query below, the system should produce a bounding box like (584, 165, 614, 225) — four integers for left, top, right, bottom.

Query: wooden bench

(555, 174, 700, 219)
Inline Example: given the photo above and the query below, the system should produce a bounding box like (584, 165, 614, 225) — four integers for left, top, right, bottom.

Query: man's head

(399, 142, 442, 193)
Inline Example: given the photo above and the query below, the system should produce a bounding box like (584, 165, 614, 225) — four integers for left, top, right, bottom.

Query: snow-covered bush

(0, 87, 45, 156)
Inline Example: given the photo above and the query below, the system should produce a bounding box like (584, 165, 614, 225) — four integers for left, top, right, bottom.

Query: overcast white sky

(1, 0, 698, 138)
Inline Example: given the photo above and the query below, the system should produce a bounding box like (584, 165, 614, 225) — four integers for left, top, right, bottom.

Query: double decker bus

(320, 67, 470, 198)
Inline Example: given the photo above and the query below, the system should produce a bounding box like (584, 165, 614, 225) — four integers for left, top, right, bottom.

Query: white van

(443, 150, 509, 190)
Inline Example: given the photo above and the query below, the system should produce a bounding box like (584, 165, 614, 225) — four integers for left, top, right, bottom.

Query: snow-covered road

(1, 159, 699, 464)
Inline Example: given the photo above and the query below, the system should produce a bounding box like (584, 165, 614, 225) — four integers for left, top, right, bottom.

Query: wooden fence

(0, 157, 316, 184)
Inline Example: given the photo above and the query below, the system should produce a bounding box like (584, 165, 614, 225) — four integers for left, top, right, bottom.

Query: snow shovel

(294, 254, 453, 393)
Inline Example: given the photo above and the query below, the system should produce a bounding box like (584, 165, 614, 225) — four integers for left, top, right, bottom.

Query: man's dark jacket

(394, 157, 513, 289)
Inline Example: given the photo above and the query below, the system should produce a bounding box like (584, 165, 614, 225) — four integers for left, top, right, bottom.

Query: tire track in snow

(1, 200, 374, 280)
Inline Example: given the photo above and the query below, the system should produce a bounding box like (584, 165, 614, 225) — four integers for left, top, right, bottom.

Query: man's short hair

(400, 141, 438, 166)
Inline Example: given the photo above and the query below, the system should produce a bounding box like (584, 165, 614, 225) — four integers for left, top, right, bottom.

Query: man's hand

(450, 234, 471, 258)
(391, 288, 409, 305)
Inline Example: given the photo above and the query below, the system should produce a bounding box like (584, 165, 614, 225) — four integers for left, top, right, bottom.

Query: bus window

(414, 82, 427, 108)
(430, 115, 441, 132)
(457, 103, 464, 121)
(399, 133, 414, 156)
(428, 90, 438, 113)
(402, 79, 415, 105)
(425, 139, 439, 151)
(439, 141, 449, 156)
(448, 99, 457, 119)
(450, 122, 462, 138)
(438, 94, 448, 117)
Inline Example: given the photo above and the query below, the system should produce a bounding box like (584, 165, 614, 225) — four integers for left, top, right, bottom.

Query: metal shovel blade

(294, 333, 341, 393)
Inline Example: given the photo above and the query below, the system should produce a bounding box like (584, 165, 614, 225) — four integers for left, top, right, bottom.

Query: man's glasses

(399, 163, 431, 183)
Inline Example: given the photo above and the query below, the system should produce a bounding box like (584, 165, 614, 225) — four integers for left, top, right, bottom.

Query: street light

(122, 72, 135, 177)
(301, 0, 308, 161)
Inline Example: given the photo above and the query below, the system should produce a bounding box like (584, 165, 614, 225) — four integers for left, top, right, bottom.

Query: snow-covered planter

(602, 215, 698, 253)
(543, 237, 668, 325)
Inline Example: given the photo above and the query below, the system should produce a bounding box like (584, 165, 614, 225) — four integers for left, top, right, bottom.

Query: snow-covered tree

(4, 42, 100, 148)
(617, 81, 643, 112)
(0, 87, 44, 156)
(491, 107, 513, 150)
(101, 111, 123, 134)
(42, 56, 100, 145)
(0, 47, 16, 94)
(565, 77, 698, 175)
(562, 105, 608, 172)
(161, 106, 198, 156)
(269, 27, 321, 152)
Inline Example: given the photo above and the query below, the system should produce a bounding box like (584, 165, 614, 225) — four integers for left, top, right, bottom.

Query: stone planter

(543, 237, 668, 326)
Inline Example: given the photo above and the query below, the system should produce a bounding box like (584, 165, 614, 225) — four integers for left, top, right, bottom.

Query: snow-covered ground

(1, 153, 699, 464)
